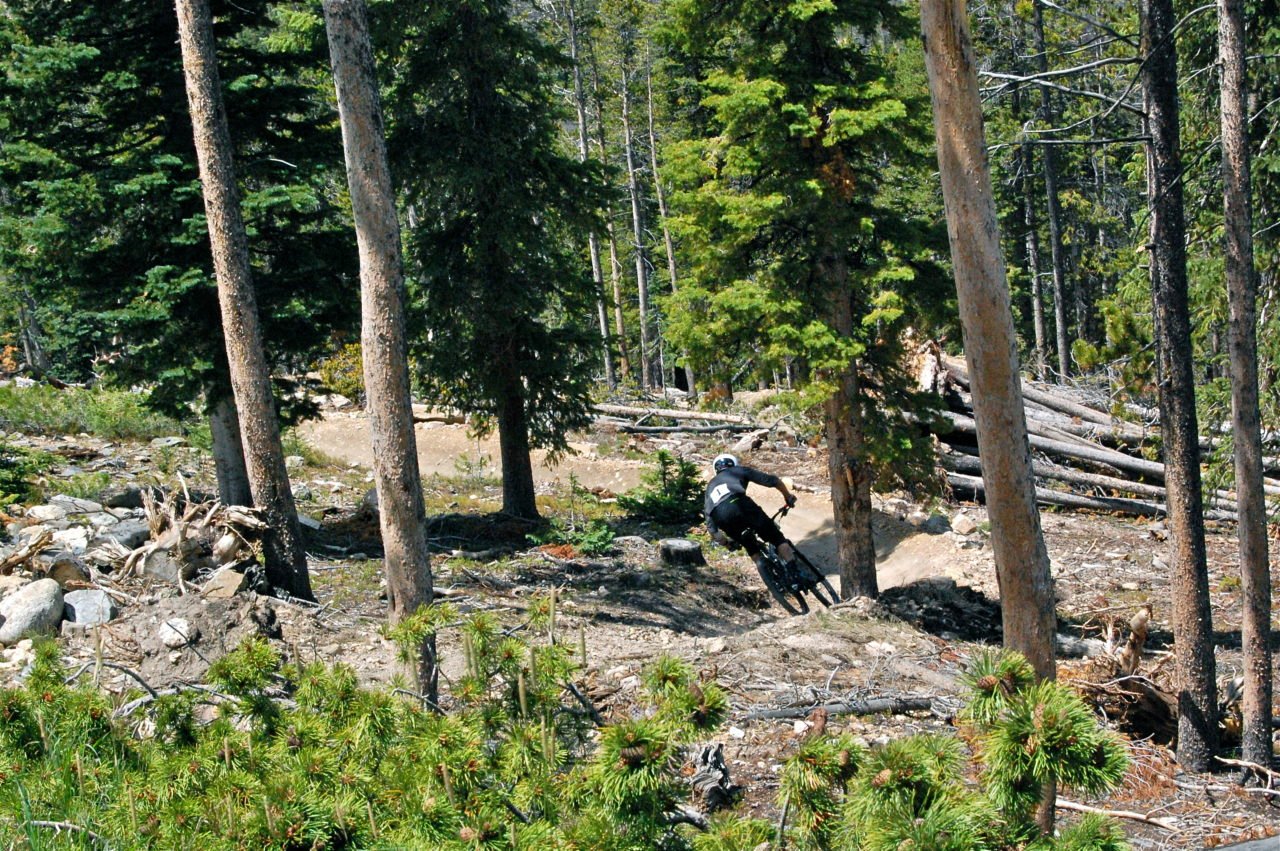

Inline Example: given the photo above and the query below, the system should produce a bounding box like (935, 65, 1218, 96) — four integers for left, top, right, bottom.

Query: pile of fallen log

(923, 351, 1255, 522)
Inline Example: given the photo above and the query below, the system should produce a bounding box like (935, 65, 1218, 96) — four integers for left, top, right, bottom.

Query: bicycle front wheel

(794, 549, 839, 607)
(756, 548, 809, 615)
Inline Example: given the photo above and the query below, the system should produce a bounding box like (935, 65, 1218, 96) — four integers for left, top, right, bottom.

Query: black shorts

(710, 497, 785, 556)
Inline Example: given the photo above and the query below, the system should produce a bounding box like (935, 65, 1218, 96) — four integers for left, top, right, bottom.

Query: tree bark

(822, 277, 877, 599)
(1141, 0, 1218, 770)
(209, 393, 251, 506)
(1032, 0, 1071, 380)
(588, 53, 632, 381)
(174, 0, 312, 600)
(1218, 0, 1271, 768)
(16, 289, 51, 378)
(564, 0, 616, 389)
(323, 0, 436, 698)
(1021, 143, 1048, 380)
(620, 64, 653, 390)
(495, 362, 539, 520)
(921, 0, 1057, 723)
(646, 68, 696, 397)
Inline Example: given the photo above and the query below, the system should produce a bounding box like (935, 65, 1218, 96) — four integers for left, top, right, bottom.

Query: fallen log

(742, 696, 932, 721)
(946, 472, 1240, 522)
(594, 403, 758, 426)
(943, 355, 1150, 440)
(619, 423, 757, 434)
(939, 410, 1166, 481)
(942, 452, 1243, 516)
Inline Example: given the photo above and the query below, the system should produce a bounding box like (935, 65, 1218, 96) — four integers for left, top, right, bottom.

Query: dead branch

(1054, 798, 1176, 830)
(0, 527, 53, 575)
(594, 403, 757, 426)
(742, 696, 932, 721)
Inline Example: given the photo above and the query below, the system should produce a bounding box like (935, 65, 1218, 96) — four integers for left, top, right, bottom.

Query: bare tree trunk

(589, 54, 632, 381)
(1031, 0, 1071, 380)
(1218, 0, 1271, 768)
(174, 0, 312, 600)
(1141, 0, 1218, 771)
(323, 0, 437, 698)
(209, 393, 251, 506)
(822, 278, 876, 598)
(921, 3, 1058, 831)
(621, 65, 653, 389)
(16, 289, 51, 378)
(1021, 144, 1048, 380)
(646, 68, 696, 397)
(565, 0, 616, 389)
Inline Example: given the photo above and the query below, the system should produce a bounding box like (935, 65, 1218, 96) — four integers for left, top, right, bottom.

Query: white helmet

(712, 453, 737, 473)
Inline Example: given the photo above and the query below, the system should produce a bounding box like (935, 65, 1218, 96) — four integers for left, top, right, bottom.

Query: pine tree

(383, 0, 606, 521)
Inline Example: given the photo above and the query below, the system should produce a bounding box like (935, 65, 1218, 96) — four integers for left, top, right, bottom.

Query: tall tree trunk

(822, 273, 877, 599)
(589, 54, 632, 381)
(1031, 0, 1071, 380)
(921, 2, 1058, 831)
(1021, 144, 1048, 380)
(209, 393, 251, 506)
(1141, 0, 1218, 771)
(323, 0, 437, 699)
(620, 65, 653, 389)
(496, 362, 539, 520)
(1218, 0, 1271, 769)
(174, 0, 312, 600)
(564, 0, 616, 389)
(16, 289, 51, 378)
(646, 68, 696, 397)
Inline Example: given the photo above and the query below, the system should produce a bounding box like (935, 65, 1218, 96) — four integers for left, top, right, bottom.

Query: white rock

(26, 504, 68, 522)
(159, 618, 200, 649)
(0, 575, 30, 600)
(619, 675, 641, 691)
(49, 495, 103, 514)
(793, 720, 811, 735)
(202, 565, 247, 600)
(728, 725, 746, 739)
(864, 640, 897, 657)
(63, 590, 118, 626)
(52, 527, 91, 554)
(0, 579, 65, 644)
(951, 511, 979, 536)
(285, 455, 305, 471)
(704, 636, 728, 654)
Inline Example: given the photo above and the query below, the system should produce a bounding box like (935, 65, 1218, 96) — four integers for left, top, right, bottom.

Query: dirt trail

(300, 412, 953, 589)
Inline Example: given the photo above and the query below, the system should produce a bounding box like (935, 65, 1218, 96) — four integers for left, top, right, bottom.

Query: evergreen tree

(0, 0, 355, 420)
(382, 0, 605, 521)
(659, 0, 945, 596)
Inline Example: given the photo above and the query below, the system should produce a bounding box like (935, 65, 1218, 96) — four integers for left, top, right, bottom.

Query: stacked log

(926, 352, 1257, 522)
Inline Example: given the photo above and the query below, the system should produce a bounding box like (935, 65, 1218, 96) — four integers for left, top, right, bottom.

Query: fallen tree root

(1054, 797, 1176, 830)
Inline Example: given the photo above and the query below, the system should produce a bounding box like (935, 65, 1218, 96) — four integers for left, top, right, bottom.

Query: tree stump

(682, 742, 737, 811)
(659, 539, 706, 568)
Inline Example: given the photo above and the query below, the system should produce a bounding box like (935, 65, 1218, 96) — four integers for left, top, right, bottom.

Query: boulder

(0, 579, 64, 644)
(102, 484, 146, 510)
(49, 495, 103, 514)
(51, 526, 91, 554)
(103, 520, 151, 551)
(142, 549, 196, 583)
(202, 565, 248, 600)
(150, 436, 186, 449)
(63, 589, 118, 626)
(46, 553, 90, 588)
(951, 511, 979, 536)
(285, 455, 305, 471)
(159, 618, 199, 649)
(0, 575, 30, 601)
(26, 504, 67, 522)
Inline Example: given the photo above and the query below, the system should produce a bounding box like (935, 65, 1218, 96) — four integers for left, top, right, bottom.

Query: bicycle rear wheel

(794, 549, 839, 607)
(756, 548, 808, 615)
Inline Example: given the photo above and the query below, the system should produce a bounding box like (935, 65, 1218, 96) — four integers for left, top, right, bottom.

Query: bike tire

(757, 548, 809, 615)
(794, 549, 839, 607)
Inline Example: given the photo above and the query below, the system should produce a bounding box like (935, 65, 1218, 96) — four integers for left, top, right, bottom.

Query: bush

(618, 450, 704, 525)
(0, 385, 183, 439)
(317, 342, 364, 401)
(0, 443, 53, 506)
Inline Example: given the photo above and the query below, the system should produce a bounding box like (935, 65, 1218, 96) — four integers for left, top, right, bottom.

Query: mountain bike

(740, 506, 839, 615)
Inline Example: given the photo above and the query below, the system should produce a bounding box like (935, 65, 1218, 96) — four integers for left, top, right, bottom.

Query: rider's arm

(776, 481, 797, 508)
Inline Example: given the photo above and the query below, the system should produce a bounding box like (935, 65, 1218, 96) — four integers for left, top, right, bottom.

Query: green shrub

(618, 450, 704, 525)
(0, 443, 53, 506)
(0, 385, 183, 439)
(317, 342, 364, 401)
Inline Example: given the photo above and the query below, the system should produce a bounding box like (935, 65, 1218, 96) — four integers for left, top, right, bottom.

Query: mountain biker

(704, 454, 807, 588)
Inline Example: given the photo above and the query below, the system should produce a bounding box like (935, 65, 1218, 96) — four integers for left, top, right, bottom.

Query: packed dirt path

(298, 411, 947, 589)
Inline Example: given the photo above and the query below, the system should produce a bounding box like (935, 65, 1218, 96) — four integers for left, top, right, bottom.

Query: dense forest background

(4, 0, 1277, 443)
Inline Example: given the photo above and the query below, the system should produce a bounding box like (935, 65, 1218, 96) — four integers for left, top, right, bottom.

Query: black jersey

(703, 465, 780, 524)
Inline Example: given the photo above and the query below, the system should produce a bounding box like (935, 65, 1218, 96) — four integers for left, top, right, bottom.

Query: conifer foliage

(2, 637, 1130, 849)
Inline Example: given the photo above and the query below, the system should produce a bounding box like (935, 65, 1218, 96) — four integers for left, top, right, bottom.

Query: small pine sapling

(618, 450, 704, 525)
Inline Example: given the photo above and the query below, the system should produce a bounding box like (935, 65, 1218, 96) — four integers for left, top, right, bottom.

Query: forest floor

(6, 403, 1279, 848)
